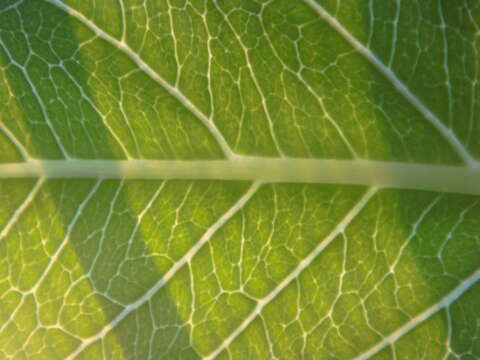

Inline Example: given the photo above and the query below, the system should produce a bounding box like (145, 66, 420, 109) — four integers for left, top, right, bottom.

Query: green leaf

(0, 1, 479, 359)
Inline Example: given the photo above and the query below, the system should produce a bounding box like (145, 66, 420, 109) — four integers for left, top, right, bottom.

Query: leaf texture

(0, 1, 479, 359)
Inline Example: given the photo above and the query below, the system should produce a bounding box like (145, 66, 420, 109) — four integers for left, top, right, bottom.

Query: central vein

(0, 157, 479, 196)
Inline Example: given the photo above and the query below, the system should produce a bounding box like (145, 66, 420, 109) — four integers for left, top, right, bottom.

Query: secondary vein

(44, 0, 235, 160)
(302, 0, 478, 167)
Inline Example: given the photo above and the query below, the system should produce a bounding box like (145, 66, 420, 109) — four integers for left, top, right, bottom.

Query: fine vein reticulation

(64, 182, 261, 360)
(45, 0, 236, 160)
(0, 0, 479, 359)
(302, 0, 478, 167)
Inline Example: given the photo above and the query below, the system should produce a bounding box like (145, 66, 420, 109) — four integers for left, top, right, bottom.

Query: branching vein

(65, 181, 261, 360)
(302, 0, 478, 167)
(44, 0, 236, 159)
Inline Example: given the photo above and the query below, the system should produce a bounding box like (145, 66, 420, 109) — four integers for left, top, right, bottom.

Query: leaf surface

(0, 1, 479, 359)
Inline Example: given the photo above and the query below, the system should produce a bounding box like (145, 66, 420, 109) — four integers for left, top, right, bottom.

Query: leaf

(0, 0, 479, 359)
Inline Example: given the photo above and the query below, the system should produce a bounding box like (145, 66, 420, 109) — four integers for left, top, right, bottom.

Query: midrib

(1, 157, 479, 196)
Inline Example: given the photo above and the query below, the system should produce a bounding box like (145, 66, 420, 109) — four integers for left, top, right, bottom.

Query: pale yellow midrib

(0, 157, 479, 196)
